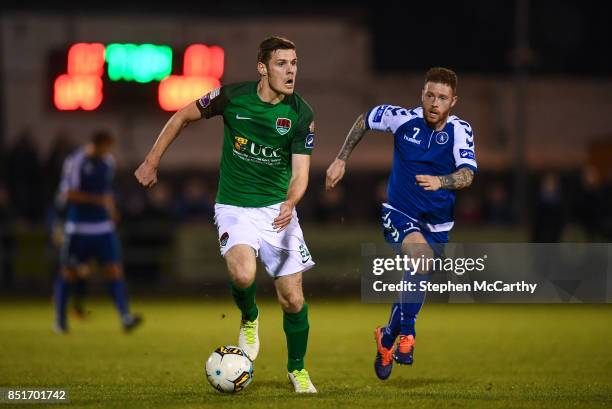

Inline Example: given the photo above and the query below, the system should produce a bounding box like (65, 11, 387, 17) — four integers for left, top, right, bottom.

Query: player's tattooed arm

(336, 113, 367, 161)
(438, 167, 474, 190)
(416, 167, 474, 191)
(326, 113, 368, 190)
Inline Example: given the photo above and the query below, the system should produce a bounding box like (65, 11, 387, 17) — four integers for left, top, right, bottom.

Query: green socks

(231, 280, 309, 372)
(283, 303, 310, 372)
(230, 281, 258, 322)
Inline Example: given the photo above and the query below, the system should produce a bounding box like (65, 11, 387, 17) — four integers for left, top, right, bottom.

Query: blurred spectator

(376, 178, 388, 204)
(175, 177, 214, 223)
(45, 195, 65, 279)
(603, 183, 612, 240)
(531, 172, 566, 242)
(123, 182, 177, 283)
(44, 130, 75, 205)
(0, 183, 16, 288)
(122, 190, 147, 221)
(143, 182, 176, 221)
(483, 182, 514, 225)
(368, 178, 389, 220)
(315, 185, 345, 223)
(455, 193, 482, 224)
(43, 131, 75, 292)
(6, 130, 43, 223)
(574, 165, 612, 240)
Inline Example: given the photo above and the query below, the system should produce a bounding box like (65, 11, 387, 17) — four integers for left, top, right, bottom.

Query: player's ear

(450, 95, 458, 109)
(257, 61, 268, 77)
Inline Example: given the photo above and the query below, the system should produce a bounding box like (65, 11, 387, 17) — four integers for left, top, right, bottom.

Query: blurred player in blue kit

(326, 68, 477, 379)
(53, 131, 141, 333)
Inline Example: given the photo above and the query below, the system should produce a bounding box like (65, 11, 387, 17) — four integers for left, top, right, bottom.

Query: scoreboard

(53, 42, 224, 112)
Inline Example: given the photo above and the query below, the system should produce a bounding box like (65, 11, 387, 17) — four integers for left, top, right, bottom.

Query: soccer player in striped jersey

(54, 131, 142, 334)
(326, 67, 477, 380)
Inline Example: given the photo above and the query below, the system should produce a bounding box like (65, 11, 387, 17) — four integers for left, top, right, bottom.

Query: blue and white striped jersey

(59, 147, 115, 234)
(366, 105, 477, 232)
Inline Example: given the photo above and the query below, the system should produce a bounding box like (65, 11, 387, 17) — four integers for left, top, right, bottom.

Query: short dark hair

(91, 130, 114, 146)
(257, 36, 296, 65)
(425, 67, 458, 93)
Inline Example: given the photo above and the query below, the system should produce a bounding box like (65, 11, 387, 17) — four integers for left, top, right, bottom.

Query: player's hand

(416, 174, 442, 191)
(325, 159, 346, 191)
(273, 200, 294, 232)
(135, 158, 158, 187)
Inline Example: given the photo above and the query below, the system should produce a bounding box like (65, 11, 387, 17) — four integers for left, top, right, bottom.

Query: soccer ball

(205, 346, 253, 393)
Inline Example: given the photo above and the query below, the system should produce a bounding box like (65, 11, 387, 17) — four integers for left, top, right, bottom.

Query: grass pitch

(0, 299, 610, 408)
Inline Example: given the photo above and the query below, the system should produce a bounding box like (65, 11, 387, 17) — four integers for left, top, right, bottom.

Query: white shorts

(214, 202, 315, 278)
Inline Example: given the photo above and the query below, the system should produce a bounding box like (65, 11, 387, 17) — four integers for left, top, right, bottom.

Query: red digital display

(54, 43, 105, 110)
(53, 43, 224, 111)
(67, 43, 105, 76)
(159, 45, 224, 111)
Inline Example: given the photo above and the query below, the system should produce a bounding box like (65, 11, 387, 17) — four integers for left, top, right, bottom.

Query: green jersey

(196, 81, 315, 207)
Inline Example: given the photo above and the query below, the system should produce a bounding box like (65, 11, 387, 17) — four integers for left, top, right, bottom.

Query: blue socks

(108, 279, 131, 320)
(54, 277, 72, 329)
(381, 303, 400, 348)
(55, 277, 132, 329)
(383, 270, 430, 346)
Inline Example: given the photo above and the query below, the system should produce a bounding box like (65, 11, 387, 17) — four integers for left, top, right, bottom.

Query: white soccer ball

(205, 345, 253, 393)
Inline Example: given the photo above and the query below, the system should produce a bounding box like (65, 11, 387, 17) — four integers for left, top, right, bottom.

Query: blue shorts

(381, 204, 449, 248)
(62, 232, 121, 267)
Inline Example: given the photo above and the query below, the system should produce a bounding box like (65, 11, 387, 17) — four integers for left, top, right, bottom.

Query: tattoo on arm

(337, 113, 367, 161)
(438, 168, 474, 190)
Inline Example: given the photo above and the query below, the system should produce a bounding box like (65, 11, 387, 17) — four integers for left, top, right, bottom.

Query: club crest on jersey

(275, 118, 292, 135)
(435, 132, 449, 145)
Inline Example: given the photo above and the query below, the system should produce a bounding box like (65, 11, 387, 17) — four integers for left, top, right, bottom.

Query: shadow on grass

(377, 377, 456, 390)
(248, 377, 457, 397)
(184, 380, 298, 399)
(248, 379, 297, 394)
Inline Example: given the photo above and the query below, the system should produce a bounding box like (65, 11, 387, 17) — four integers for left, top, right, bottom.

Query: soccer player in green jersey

(135, 37, 317, 393)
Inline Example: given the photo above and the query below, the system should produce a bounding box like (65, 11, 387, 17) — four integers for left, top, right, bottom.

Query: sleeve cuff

(456, 163, 478, 173)
(364, 108, 373, 130)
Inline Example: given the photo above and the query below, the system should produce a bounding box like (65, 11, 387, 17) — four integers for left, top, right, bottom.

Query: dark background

(1, 0, 611, 293)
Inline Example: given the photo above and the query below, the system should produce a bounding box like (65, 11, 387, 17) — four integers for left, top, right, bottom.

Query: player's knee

(231, 272, 255, 289)
(280, 293, 304, 313)
(226, 259, 256, 288)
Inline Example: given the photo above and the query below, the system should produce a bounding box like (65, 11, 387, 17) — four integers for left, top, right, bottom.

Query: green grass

(0, 299, 611, 408)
